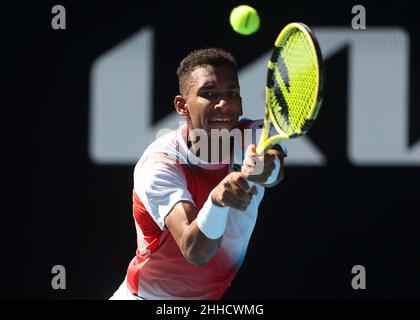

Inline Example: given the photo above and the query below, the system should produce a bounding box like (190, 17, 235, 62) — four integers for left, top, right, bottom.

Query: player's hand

(241, 144, 281, 185)
(211, 172, 258, 211)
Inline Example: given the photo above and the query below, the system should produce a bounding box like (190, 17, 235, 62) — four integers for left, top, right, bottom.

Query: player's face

(184, 65, 243, 134)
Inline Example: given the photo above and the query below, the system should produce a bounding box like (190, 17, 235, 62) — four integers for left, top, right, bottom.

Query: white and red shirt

(126, 119, 266, 299)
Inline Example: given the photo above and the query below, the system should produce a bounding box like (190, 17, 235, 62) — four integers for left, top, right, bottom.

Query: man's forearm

(181, 222, 222, 266)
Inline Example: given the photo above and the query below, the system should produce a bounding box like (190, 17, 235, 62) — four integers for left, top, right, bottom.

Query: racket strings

(269, 28, 319, 135)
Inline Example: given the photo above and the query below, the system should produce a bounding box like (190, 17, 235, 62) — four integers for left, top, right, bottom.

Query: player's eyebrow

(228, 84, 240, 89)
(198, 83, 240, 90)
(199, 82, 216, 89)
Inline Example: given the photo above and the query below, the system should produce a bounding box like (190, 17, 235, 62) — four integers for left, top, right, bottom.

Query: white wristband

(265, 156, 281, 185)
(196, 192, 229, 240)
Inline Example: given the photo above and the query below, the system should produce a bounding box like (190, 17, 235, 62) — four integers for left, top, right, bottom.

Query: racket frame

(256, 22, 324, 155)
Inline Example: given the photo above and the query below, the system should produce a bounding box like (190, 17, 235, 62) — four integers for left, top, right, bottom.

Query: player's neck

(187, 132, 232, 164)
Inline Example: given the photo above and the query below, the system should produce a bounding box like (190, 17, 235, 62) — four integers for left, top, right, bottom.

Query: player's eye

(200, 91, 214, 98)
(229, 91, 240, 97)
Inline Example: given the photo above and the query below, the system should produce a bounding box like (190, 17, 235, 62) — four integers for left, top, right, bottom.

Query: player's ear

(174, 95, 188, 116)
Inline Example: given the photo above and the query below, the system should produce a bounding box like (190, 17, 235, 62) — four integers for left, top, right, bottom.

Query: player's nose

(214, 98, 228, 110)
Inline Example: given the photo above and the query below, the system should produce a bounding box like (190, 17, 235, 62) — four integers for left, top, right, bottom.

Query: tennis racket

(255, 22, 324, 156)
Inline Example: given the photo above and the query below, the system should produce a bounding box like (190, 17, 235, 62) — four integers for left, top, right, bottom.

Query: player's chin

(207, 120, 236, 132)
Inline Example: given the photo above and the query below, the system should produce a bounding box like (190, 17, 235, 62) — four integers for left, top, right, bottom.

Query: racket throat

(257, 134, 286, 154)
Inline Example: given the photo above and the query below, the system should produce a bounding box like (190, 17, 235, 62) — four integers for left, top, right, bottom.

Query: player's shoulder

(146, 128, 179, 154)
(237, 117, 263, 130)
(136, 127, 184, 164)
(133, 151, 186, 193)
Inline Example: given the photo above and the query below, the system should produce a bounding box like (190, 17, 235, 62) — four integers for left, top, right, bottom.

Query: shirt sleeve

(133, 153, 194, 230)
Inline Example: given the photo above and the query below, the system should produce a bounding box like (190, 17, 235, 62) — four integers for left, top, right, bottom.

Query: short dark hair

(177, 48, 238, 95)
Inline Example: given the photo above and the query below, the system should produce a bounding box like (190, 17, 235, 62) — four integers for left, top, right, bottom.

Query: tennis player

(110, 48, 286, 300)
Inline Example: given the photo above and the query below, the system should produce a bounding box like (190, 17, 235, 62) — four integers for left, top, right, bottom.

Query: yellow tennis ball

(229, 5, 260, 35)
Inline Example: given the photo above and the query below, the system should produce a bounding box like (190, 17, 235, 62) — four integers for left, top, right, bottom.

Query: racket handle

(232, 156, 281, 188)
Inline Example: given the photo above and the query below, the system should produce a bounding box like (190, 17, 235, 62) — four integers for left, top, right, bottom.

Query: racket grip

(232, 156, 281, 188)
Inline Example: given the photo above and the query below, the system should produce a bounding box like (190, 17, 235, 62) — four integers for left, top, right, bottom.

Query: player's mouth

(208, 117, 234, 124)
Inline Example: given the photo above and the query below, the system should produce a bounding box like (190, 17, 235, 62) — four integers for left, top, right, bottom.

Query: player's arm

(164, 172, 256, 266)
(164, 201, 220, 267)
